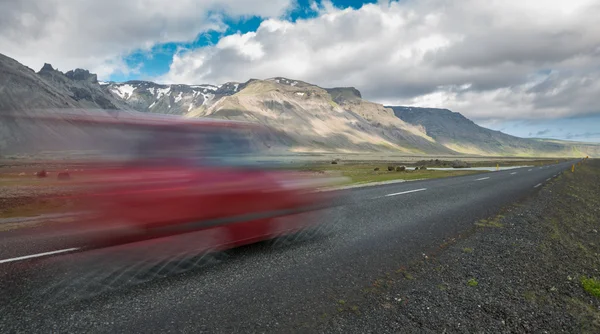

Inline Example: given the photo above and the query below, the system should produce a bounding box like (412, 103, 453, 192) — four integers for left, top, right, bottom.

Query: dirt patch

(317, 159, 600, 333)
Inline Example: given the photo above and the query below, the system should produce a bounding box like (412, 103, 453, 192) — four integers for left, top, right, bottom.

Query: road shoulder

(316, 159, 600, 333)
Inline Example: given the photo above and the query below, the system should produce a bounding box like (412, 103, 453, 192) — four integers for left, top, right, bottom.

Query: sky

(1, 0, 599, 142)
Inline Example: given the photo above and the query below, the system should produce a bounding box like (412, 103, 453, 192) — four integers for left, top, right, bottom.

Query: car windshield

(131, 125, 266, 167)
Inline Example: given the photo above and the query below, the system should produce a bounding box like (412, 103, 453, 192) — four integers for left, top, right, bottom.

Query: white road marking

(385, 188, 427, 197)
(528, 169, 533, 171)
(475, 177, 490, 181)
(534, 183, 542, 188)
(510, 172, 518, 175)
(0, 247, 79, 264)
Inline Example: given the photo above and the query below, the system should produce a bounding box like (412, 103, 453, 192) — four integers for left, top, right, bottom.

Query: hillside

(389, 106, 600, 157)
(192, 78, 450, 153)
(0, 54, 81, 111)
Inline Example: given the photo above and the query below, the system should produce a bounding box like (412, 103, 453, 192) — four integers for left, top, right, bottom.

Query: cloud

(565, 132, 600, 139)
(159, 0, 600, 122)
(0, 0, 294, 78)
(535, 129, 550, 136)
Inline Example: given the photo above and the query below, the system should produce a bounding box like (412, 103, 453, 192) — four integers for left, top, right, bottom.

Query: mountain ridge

(1, 52, 598, 157)
(388, 106, 599, 157)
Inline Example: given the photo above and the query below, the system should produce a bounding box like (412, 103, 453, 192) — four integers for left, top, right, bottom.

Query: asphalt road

(0, 160, 579, 333)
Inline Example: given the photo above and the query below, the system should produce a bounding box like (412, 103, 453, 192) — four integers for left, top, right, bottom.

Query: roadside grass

(466, 159, 569, 168)
(581, 277, 600, 299)
(297, 163, 486, 185)
(475, 215, 505, 228)
(0, 197, 69, 219)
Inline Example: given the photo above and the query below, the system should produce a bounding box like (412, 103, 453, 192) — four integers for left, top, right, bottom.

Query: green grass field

(298, 163, 486, 185)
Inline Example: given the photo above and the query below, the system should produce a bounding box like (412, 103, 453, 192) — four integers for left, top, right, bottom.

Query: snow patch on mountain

(190, 85, 218, 91)
(156, 87, 170, 99)
(174, 92, 183, 103)
(111, 84, 136, 100)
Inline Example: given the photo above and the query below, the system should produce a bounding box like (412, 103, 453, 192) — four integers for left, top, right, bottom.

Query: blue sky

(110, 0, 379, 82)
(483, 115, 600, 144)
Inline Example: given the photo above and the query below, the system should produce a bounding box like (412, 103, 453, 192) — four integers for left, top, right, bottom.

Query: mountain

(1, 52, 598, 157)
(189, 78, 450, 153)
(37, 64, 129, 110)
(389, 106, 600, 157)
(99, 77, 446, 153)
(101, 81, 226, 115)
(0, 54, 81, 111)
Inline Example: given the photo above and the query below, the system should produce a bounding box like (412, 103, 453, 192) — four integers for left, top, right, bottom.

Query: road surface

(0, 160, 578, 333)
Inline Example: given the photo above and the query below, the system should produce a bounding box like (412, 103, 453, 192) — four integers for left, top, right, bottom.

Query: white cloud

(0, 0, 293, 78)
(159, 0, 600, 121)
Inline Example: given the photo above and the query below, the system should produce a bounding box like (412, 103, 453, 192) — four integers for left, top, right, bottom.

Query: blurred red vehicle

(3, 110, 346, 258)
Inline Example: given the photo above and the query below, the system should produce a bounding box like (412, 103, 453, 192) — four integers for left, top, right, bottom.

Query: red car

(69, 112, 343, 249)
(2, 110, 346, 298)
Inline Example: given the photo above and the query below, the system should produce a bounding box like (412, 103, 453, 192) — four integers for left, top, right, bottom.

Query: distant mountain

(1, 52, 598, 157)
(389, 106, 600, 157)
(101, 81, 241, 115)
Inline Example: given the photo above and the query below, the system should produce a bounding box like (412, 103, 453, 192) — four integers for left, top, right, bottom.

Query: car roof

(0, 108, 260, 130)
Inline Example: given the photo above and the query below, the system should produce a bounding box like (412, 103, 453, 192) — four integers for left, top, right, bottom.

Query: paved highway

(0, 160, 578, 333)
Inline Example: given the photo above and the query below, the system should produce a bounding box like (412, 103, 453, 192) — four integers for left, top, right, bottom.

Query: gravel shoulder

(315, 159, 600, 333)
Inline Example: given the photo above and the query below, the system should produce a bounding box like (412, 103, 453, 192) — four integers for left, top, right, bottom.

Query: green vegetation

(403, 272, 415, 280)
(467, 278, 478, 287)
(523, 291, 536, 302)
(462, 247, 474, 253)
(475, 218, 504, 228)
(581, 277, 600, 299)
(334, 299, 360, 315)
(297, 162, 485, 185)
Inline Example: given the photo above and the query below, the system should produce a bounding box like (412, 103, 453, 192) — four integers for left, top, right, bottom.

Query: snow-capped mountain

(101, 81, 244, 115)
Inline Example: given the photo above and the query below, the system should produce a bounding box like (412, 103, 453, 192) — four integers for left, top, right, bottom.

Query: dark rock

(57, 171, 71, 180)
(420, 166, 427, 170)
(40, 63, 55, 72)
(331, 160, 338, 164)
(388, 166, 395, 171)
(70, 87, 93, 100)
(36, 170, 47, 178)
(395, 166, 406, 172)
(374, 167, 380, 171)
(65, 68, 98, 84)
(452, 160, 471, 168)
